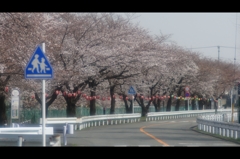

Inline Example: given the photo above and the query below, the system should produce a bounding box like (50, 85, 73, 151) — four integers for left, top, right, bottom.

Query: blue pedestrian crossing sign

(25, 45, 53, 79)
(128, 86, 136, 95)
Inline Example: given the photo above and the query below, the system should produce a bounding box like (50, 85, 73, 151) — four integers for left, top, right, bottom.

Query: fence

(6, 105, 193, 125)
(196, 112, 240, 139)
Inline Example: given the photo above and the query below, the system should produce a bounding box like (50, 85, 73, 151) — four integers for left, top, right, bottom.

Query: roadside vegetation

(0, 13, 239, 126)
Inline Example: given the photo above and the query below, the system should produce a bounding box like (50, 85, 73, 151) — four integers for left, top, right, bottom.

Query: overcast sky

(127, 13, 240, 64)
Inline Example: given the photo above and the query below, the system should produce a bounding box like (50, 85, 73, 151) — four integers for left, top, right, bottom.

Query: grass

(191, 126, 240, 145)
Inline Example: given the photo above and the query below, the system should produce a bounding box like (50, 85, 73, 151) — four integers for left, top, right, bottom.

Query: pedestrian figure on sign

(40, 58, 47, 73)
(31, 54, 40, 73)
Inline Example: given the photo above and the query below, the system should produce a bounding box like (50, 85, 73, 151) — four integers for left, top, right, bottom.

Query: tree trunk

(41, 104, 50, 118)
(46, 105, 49, 118)
(155, 106, 160, 112)
(90, 91, 96, 116)
(176, 91, 182, 111)
(0, 94, 7, 127)
(175, 99, 180, 111)
(66, 101, 76, 117)
(110, 86, 115, 114)
(125, 100, 132, 113)
(129, 100, 133, 113)
(126, 107, 131, 113)
(214, 100, 218, 113)
(206, 100, 210, 109)
(185, 100, 188, 110)
(153, 99, 161, 112)
(103, 107, 106, 114)
(123, 100, 129, 113)
(192, 99, 196, 110)
(199, 100, 203, 110)
(110, 98, 115, 114)
(166, 98, 172, 112)
(157, 99, 161, 112)
(162, 101, 165, 111)
(123, 95, 132, 113)
(35, 90, 61, 118)
(141, 106, 148, 117)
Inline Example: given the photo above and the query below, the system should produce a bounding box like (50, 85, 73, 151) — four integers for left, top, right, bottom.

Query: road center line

(140, 123, 171, 146)
(140, 120, 196, 146)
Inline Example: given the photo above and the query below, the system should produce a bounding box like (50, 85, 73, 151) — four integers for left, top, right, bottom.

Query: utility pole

(233, 13, 239, 123)
(215, 46, 220, 114)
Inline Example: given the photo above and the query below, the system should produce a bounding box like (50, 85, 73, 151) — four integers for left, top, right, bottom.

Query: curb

(190, 126, 240, 145)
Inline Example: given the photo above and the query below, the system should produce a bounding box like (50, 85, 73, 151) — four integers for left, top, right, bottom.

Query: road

(66, 117, 240, 146)
(1, 117, 239, 146)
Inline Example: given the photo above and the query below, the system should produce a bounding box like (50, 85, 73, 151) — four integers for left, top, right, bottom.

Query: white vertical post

(64, 125, 67, 145)
(10, 103, 12, 127)
(41, 43, 46, 147)
(132, 96, 134, 114)
(18, 136, 23, 146)
(188, 98, 189, 111)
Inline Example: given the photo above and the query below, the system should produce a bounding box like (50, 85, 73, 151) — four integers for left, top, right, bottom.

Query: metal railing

(7, 105, 195, 125)
(146, 109, 231, 121)
(196, 112, 240, 139)
(3, 109, 234, 146)
(0, 127, 54, 146)
(40, 113, 142, 131)
(78, 113, 141, 130)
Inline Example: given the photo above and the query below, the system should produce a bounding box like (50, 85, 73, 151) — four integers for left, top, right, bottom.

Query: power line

(186, 46, 240, 50)
(186, 46, 218, 49)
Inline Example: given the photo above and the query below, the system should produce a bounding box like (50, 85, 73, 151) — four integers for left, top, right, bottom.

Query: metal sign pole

(188, 98, 189, 111)
(25, 43, 54, 146)
(128, 86, 136, 114)
(132, 96, 134, 114)
(10, 102, 12, 127)
(41, 43, 46, 147)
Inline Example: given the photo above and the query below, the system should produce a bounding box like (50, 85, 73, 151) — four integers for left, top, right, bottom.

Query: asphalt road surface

(1, 117, 239, 146)
(66, 117, 240, 147)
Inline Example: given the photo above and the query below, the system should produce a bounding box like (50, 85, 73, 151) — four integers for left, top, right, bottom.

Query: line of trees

(0, 13, 240, 126)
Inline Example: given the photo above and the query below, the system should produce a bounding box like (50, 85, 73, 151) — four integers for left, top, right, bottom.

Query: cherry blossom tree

(1, 12, 240, 125)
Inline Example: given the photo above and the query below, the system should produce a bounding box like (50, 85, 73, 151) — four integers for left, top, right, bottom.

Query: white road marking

(179, 143, 203, 144)
(212, 143, 237, 146)
(114, 145, 127, 147)
(114, 145, 152, 147)
(138, 145, 151, 147)
(179, 143, 236, 146)
(180, 121, 189, 122)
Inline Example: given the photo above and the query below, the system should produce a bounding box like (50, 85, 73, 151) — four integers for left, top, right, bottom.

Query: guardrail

(44, 123, 74, 146)
(4, 109, 233, 146)
(79, 113, 141, 130)
(0, 127, 54, 146)
(146, 109, 232, 121)
(40, 113, 141, 131)
(39, 118, 75, 146)
(39, 114, 141, 145)
(196, 112, 240, 139)
(40, 109, 231, 131)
